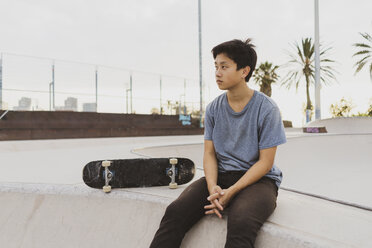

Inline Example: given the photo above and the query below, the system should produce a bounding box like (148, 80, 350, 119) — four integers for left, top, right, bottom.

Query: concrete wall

(0, 111, 203, 140)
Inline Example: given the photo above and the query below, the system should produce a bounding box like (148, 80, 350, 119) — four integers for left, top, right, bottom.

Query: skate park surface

(1, 117, 371, 247)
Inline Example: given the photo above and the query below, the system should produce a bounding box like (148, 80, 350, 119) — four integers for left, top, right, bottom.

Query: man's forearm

(229, 159, 272, 195)
(230, 147, 277, 195)
(203, 153, 219, 194)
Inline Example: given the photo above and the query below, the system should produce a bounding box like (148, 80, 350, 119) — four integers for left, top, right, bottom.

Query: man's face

(214, 53, 248, 90)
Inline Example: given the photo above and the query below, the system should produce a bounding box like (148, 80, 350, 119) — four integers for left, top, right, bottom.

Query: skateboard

(82, 157, 195, 193)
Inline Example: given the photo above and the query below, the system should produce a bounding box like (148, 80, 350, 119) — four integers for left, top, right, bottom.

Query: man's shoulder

(206, 93, 225, 111)
(254, 91, 279, 110)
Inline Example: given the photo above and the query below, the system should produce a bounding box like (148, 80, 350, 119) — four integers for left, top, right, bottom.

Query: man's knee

(163, 199, 184, 219)
(228, 213, 262, 233)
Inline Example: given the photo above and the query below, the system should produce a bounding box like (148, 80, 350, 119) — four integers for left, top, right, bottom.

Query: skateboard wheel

(169, 182, 178, 189)
(170, 158, 178, 165)
(103, 185, 112, 193)
(102, 161, 111, 167)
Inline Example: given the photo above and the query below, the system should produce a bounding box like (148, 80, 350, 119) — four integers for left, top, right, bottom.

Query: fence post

(95, 67, 98, 112)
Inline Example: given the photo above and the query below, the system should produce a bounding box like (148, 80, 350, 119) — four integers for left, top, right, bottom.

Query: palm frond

(321, 65, 337, 74)
(295, 78, 301, 91)
(352, 31, 372, 80)
(310, 46, 315, 58)
(321, 58, 336, 63)
(352, 50, 372, 57)
(352, 43, 371, 49)
(321, 69, 338, 83)
(281, 71, 301, 90)
(353, 55, 371, 68)
(354, 60, 368, 74)
(320, 46, 332, 55)
(288, 54, 303, 65)
(296, 44, 305, 64)
(360, 32, 372, 42)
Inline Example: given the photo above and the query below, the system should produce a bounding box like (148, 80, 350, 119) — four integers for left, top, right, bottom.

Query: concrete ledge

(1, 182, 370, 248)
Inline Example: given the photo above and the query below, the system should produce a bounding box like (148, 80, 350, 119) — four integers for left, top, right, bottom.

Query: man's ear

(242, 66, 250, 78)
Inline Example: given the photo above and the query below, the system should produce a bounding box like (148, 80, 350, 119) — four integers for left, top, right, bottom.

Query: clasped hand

(204, 185, 234, 219)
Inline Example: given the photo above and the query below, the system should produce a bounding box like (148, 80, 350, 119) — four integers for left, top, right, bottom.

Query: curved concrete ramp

(134, 134, 372, 209)
(277, 133, 372, 209)
(1, 135, 372, 247)
(306, 117, 372, 133)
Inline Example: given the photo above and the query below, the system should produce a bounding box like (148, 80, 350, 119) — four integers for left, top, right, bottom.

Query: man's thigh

(149, 177, 210, 248)
(166, 177, 210, 219)
(224, 177, 278, 247)
(227, 177, 278, 229)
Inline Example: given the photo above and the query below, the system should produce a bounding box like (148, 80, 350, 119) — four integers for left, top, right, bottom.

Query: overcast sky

(0, 0, 371, 126)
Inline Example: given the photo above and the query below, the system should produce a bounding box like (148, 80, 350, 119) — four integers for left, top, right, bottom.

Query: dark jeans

(149, 172, 278, 248)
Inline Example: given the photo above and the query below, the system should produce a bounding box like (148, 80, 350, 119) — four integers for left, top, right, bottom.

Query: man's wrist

(208, 184, 217, 194)
(229, 184, 241, 195)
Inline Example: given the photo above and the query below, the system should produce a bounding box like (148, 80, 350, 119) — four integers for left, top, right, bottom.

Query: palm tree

(352, 32, 372, 81)
(253, 61, 279, 97)
(281, 37, 337, 122)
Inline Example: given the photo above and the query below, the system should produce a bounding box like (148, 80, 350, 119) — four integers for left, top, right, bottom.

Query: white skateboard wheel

(169, 182, 178, 189)
(103, 185, 112, 193)
(102, 161, 111, 167)
(170, 158, 178, 165)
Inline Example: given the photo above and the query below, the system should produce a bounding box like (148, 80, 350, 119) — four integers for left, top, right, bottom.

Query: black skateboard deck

(82, 157, 195, 192)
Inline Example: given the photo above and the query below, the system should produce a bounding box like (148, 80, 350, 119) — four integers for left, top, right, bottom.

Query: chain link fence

(0, 53, 205, 119)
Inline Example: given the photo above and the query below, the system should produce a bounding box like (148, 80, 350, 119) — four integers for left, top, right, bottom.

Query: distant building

(55, 97, 78, 111)
(13, 97, 32, 111)
(64, 97, 78, 111)
(83, 103, 97, 112)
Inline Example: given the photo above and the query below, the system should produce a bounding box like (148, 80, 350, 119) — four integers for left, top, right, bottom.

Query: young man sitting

(150, 39, 287, 248)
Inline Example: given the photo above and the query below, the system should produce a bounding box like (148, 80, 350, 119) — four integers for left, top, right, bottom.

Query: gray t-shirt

(204, 90, 286, 188)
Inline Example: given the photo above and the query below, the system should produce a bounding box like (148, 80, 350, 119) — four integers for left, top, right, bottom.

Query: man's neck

(226, 82, 253, 103)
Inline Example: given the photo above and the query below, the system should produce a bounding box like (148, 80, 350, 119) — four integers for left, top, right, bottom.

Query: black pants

(150, 172, 278, 248)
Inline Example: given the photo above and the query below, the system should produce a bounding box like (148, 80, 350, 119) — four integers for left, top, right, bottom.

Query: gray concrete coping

(1, 181, 371, 248)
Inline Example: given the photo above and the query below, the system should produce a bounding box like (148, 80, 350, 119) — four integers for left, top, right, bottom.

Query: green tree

(281, 38, 337, 122)
(352, 32, 372, 81)
(253, 61, 279, 97)
(330, 97, 354, 117)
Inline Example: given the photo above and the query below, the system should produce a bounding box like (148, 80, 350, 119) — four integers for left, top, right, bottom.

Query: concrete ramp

(306, 117, 372, 133)
(1, 135, 372, 247)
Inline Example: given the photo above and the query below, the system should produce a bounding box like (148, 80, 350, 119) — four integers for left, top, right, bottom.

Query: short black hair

(211, 39, 257, 82)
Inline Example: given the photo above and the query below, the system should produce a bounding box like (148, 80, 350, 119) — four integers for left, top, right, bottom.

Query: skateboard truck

(168, 158, 178, 189)
(102, 160, 113, 193)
